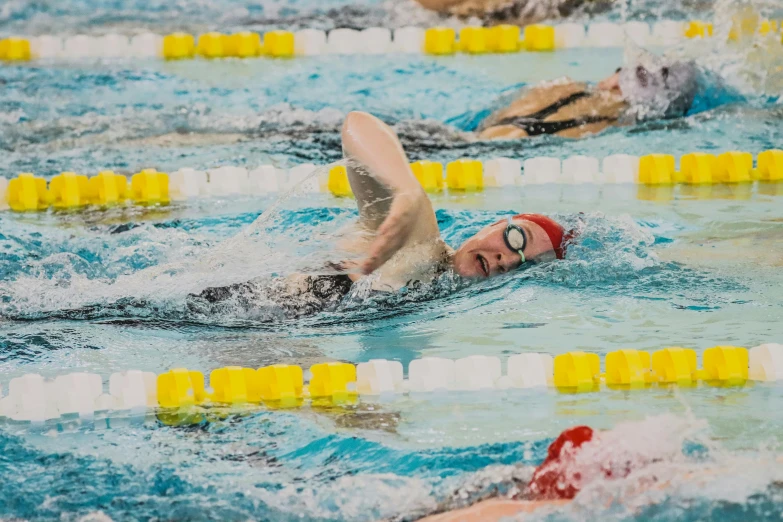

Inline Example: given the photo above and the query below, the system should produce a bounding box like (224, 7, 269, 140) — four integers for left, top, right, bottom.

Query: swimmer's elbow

(342, 111, 372, 155)
(342, 111, 396, 155)
(342, 111, 375, 141)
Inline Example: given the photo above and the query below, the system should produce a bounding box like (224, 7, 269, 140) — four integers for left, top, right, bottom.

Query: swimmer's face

(453, 219, 556, 279)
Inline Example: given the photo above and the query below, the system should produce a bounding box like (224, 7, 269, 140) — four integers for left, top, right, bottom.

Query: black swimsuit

(186, 253, 452, 320)
(491, 91, 618, 136)
(186, 274, 353, 319)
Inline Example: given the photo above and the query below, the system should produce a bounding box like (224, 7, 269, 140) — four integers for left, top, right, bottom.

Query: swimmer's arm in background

(414, 0, 464, 10)
(416, 499, 569, 522)
(341, 111, 442, 275)
(415, 0, 510, 16)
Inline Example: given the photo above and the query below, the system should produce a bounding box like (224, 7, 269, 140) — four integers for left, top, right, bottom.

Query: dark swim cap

(514, 213, 575, 260)
(618, 47, 698, 120)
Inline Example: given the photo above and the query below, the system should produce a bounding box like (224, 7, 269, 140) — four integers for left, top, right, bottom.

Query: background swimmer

(417, 424, 783, 522)
(189, 111, 575, 316)
(478, 54, 699, 139)
(413, 0, 612, 25)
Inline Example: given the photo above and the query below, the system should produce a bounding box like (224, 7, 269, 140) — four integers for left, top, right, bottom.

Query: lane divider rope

(1, 150, 781, 212)
(1, 344, 781, 427)
(1, 20, 781, 62)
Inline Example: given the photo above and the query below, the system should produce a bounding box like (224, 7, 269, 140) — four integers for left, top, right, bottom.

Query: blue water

(3, 0, 783, 520)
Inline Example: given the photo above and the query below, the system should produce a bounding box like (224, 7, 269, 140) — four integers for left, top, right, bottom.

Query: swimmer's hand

(359, 190, 426, 275)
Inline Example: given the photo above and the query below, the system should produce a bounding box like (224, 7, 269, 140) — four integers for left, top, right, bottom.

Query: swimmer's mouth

(477, 254, 489, 277)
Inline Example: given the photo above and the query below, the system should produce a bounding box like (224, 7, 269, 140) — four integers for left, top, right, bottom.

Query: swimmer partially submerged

(338, 111, 572, 283)
(414, 0, 612, 26)
(189, 111, 573, 317)
(418, 423, 783, 522)
(479, 52, 699, 139)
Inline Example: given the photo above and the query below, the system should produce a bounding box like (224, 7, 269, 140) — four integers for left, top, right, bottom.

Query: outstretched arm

(417, 499, 569, 522)
(414, 0, 467, 11)
(341, 111, 441, 275)
(415, 0, 510, 15)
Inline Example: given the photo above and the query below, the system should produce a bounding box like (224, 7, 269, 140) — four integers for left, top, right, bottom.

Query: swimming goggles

(503, 217, 527, 264)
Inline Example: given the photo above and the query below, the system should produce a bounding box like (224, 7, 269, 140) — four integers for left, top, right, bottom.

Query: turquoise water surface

(2, 1, 783, 520)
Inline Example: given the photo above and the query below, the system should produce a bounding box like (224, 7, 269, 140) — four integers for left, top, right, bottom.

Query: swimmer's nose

(495, 252, 517, 274)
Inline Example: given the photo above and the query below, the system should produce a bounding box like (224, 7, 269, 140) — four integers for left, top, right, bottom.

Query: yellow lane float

(523, 24, 555, 51)
(162, 32, 196, 60)
(327, 165, 353, 197)
(411, 160, 444, 193)
(7, 173, 50, 211)
(446, 159, 483, 191)
(263, 31, 295, 58)
(424, 27, 456, 55)
(638, 154, 676, 185)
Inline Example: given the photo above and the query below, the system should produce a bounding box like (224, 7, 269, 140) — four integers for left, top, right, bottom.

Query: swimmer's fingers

(360, 194, 417, 275)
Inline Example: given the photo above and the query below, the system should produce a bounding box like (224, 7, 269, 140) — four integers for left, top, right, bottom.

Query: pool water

(3, 1, 783, 521)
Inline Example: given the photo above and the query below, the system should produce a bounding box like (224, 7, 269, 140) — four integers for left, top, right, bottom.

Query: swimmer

(416, 423, 783, 521)
(188, 111, 575, 318)
(413, 0, 612, 26)
(478, 55, 699, 139)
(416, 426, 607, 521)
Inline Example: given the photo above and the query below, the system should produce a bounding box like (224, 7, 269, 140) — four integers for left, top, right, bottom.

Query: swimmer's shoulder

(370, 239, 452, 291)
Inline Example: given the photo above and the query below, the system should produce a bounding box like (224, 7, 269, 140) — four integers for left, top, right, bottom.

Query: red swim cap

(514, 214, 571, 260)
(527, 426, 594, 500)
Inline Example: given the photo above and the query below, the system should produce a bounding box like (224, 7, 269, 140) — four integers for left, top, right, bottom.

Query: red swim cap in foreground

(514, 213, 574, 260)
(527, 426, 595, 500)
